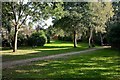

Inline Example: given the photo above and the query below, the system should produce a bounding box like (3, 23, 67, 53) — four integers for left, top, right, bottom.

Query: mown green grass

(1, 40, 89, 62)
(2, 48, 120, 80)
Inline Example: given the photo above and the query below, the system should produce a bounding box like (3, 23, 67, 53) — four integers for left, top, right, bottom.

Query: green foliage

(54, 2, 85, 33)
(58, 35, 72, 41)
(54, 2, 114, 45)
(2, 39, 10, 47)
(28, 30, 47, 47)
(47, 26, 65, 37)
(17, 34, 27, 47)
(52, 2, 66, 19)
(84, 2, 114, 28)
(2, 3, 13, 32)
(108, 23, 120, 49)
(3, 33, 28, 47)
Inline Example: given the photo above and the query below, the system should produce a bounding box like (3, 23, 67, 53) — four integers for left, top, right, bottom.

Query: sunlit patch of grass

(91, 57, 113, 61)
(15, 70, 29, 73)
(35, 62, 49, 66)
(38, 47, 69, 51)
(1, 50, 40, 55)
(2, 40, 89, 62)
(80, 67, 110, 70)
(2, 48, 120, 79)
(101, 72, 119, 75)
(16, 69, 42, 73)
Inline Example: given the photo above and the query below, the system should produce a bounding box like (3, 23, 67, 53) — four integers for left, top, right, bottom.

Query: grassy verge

(1, 40, 89, 62)
(2, 48, 120, 80)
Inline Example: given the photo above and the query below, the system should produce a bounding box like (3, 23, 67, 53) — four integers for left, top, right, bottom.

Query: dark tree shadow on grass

(2, 49, 120, 80)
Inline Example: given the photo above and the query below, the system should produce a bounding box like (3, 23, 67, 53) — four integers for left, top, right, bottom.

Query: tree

(108, 23, 120, 49)
(53, 2, 87, 48)
(107, 2, 120, 49)
(54, 2, 114, 48)
(2, 0, 63, 52)
(2, 2, 35, 52)
(83, 2, 114, 47)
(2, 2, 64, 52)
(2, 3, 14, 48)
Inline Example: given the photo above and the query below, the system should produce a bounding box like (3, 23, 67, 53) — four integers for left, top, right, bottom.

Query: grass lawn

(1, 40, 89, 62)
(2, 48, 120, 80)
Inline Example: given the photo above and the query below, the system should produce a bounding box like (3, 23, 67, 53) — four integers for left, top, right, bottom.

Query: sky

(26, 17, 53, 29)
(23, 0, 53, 29)
(44, 17, 53, 29)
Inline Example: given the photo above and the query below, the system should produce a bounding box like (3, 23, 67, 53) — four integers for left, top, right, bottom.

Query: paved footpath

(2, 46, 110, 69)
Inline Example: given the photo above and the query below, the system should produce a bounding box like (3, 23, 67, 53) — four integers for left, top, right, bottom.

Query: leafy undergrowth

(2, 48, 120, 80)
(1, 40, 89, 62)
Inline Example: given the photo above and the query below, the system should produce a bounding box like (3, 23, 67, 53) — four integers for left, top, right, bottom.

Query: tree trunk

(13, 25, 18, 52)
(89, 29, 93, 48)
(100, 33, 103, 46)
(73, 30, 77, 48)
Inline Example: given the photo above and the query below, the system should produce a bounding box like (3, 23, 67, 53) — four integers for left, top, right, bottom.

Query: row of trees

(53, 2, 114, 48)
(2, 1, 120, 52)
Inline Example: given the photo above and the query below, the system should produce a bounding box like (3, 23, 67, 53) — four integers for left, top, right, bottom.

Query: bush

(2, 39, 9, 47)
(58, 35, 72, 41)
(58, 35, 63, 41)
(63, 36, 72, 41)
(108, 23, 120, 49)
(28, 31, 47, 47)
(17, 34, 27, 47)
(2, 38, 13, 48)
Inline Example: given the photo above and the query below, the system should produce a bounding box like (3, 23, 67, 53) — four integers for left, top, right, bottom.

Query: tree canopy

(53, 2, 114, 48)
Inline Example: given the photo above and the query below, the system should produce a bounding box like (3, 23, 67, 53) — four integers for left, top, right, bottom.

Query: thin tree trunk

(100, 33, 103, 46)
(13, 25, 18, 52)
(73, 30, 77, 48)
(89, 29, 93, 48)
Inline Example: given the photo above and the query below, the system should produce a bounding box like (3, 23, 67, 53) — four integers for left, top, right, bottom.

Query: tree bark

(13, 25, 18, 52)
(89, 28, 93, 48)
(73, 30, 77, 48)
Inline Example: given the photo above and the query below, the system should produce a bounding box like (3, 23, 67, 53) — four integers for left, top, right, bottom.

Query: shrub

(58, 35, 72, 41)
(58, 35, 63, 41)
(108, 23, 120, 49)
(17, 34, 27, 47)
(2, 39, 9, 47)
(28, 31, 47, 47)
(63, 36, 72, 41)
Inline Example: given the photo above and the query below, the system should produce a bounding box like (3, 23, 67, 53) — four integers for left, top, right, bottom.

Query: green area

(2, 40, 89, 62)
(2, 48, 120, 79)
(1, 2, 120, 80)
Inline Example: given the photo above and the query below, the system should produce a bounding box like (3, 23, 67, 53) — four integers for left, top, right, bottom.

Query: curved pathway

(2, 46, 110, 69)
